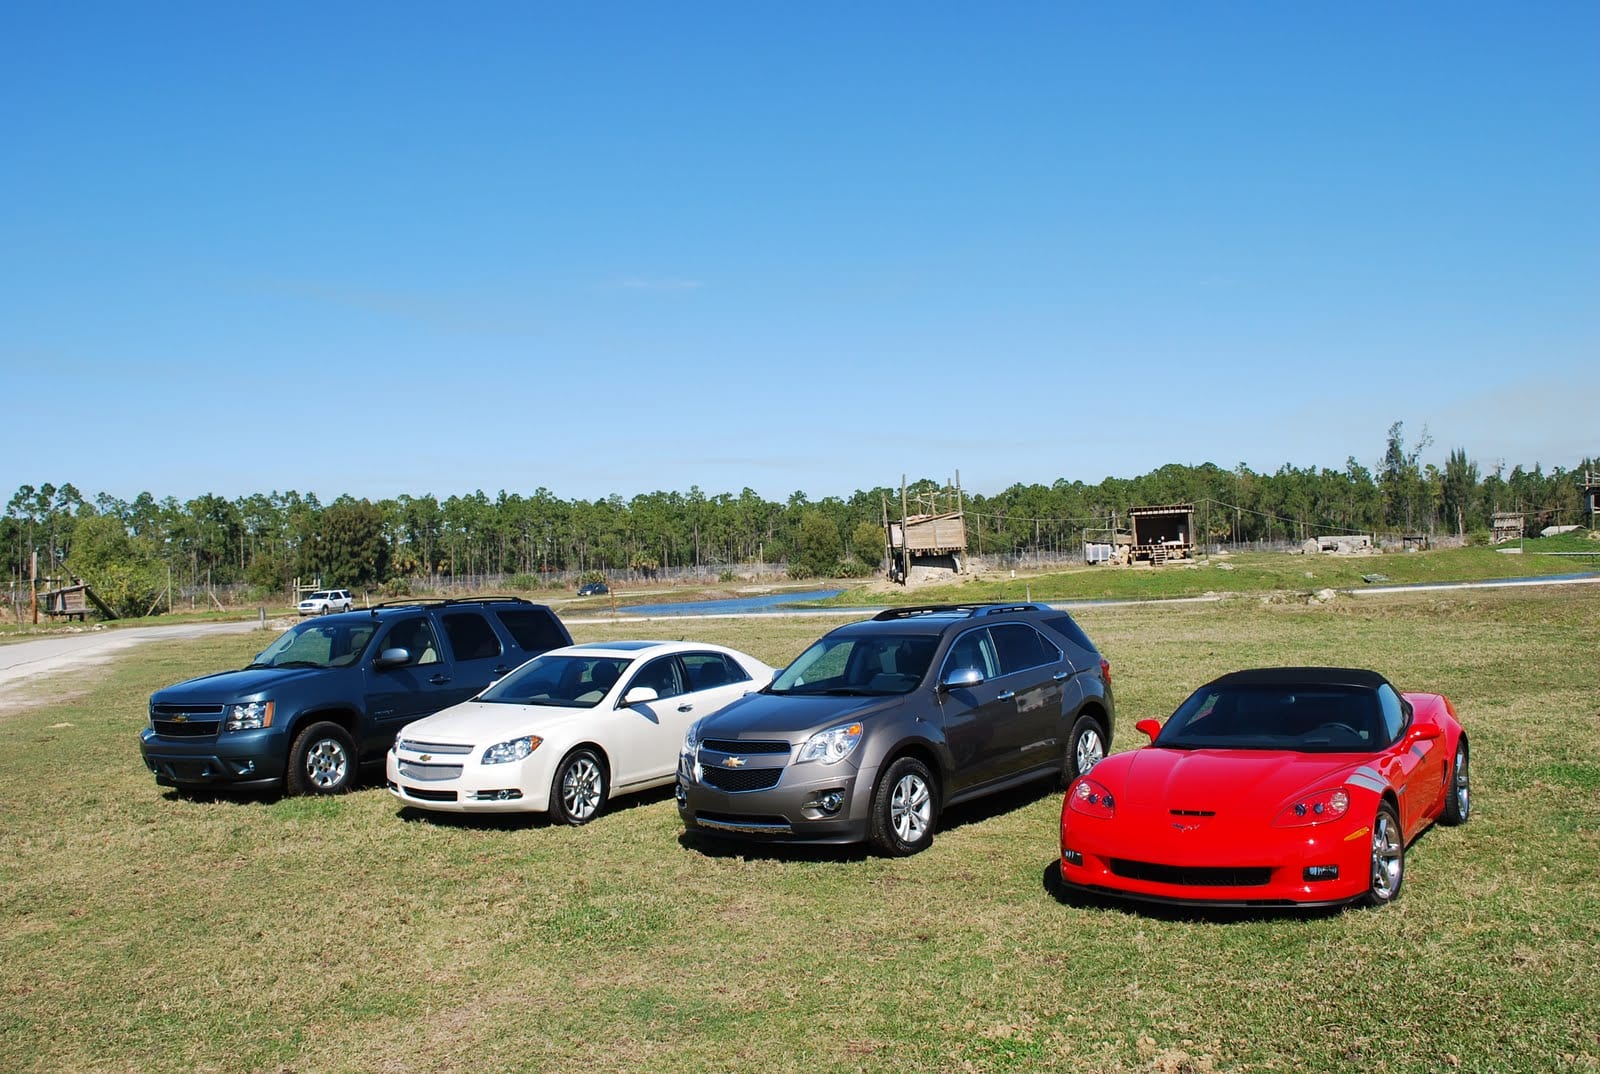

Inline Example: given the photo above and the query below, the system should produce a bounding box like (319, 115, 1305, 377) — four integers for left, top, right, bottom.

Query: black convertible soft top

(1204, 667, 1390, 691)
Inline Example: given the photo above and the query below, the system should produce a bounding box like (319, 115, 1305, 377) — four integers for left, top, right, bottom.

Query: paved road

(0, 619, 272, 705)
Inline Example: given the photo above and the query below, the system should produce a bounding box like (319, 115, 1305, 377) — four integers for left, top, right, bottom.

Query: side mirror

(374, 648, 410, 670)
(941, 666, 985, 691)
(1408, 721, 1443, 743)
(1135, 718, 1162, 743)
(624, 686, 660, 706)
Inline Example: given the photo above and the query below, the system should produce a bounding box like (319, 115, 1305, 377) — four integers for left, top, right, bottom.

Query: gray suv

(677, 603, 1113, 855)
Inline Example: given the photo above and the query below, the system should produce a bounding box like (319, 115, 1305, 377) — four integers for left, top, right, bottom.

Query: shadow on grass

(393, 780, 681, 830)
(1039, 859, 1354, 923)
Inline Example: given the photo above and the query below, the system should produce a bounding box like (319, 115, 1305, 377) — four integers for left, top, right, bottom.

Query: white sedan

(385, 640, 773, 824)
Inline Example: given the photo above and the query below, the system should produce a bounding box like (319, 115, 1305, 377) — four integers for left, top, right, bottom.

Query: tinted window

(495, 608, 568, 653)
(479, 654, 633, 708)
(682, 651, 751, 691)
(942, 628, 999, 681)
(441, 612, 502, 661)
(1157, 683, 1383, 752)
(383, 617, 440, 666)
(1043, 614, 1095, 653)
(1377, 684, 1407, 744)
(991, 624, 1061, 675)
(630, 656, 685, 699)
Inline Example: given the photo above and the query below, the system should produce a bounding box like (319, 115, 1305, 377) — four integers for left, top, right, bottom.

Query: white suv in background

(297, 589, 354, 615)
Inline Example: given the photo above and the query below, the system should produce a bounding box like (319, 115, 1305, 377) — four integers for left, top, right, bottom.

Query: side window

(441, 612, 503, 661)
(630, 656, 684, 699)
(495, 608, 568, 653)
(991, 624, 1061, 676)
(682, 652, 750, 691)
(1377, 684, 1407, 745)
(1043, 614, 1094, 653)
(943, 628, 999, 681)
(383, 617, 440, 666)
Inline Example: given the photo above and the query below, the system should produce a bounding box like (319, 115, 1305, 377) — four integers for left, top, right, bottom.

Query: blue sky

(4, 3, 1596, 503)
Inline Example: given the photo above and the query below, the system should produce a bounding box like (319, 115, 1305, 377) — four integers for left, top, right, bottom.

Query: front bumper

(1059, 813, 1374, 907)
(676, 752, 879, 845)
(385, 747, 553, 814)
(139, 728, 285, 789)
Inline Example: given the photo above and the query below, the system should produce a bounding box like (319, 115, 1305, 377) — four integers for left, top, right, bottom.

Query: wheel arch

(877, 739, 944, 810)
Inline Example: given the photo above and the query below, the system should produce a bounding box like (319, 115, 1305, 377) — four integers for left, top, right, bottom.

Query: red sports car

(1058, 667, 1470, 909)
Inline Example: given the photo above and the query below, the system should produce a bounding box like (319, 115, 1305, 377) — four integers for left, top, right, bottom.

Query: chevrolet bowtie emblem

(418, 754, 432, 762)
(722, 756, 747, 768)
(171, 714, 189, 723)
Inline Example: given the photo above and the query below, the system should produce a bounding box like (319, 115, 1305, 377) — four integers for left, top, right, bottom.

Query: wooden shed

(1491, 512, 1524, 544)
(1128, 504, 1194, 565)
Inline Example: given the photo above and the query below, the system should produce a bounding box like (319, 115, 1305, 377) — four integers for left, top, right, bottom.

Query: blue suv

(140, 598, 571, 795)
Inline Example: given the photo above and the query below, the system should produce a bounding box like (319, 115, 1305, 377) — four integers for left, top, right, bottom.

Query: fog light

(675, 781, 688, 805)
(1303, 865, 1340, 882)
(818, 792, 844, 814)
(472, 789, 523, 802)
(1063, 849, 1083, 866)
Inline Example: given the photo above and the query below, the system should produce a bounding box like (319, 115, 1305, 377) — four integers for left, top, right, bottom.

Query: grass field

(2, 586, 1597, 1073)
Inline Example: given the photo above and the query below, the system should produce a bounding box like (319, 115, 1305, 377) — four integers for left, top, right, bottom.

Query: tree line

(5, 424, 1594, 617)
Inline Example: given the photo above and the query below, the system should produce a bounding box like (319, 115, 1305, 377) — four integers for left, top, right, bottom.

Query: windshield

(769, 634, 936, 696)
(478, 654, 634, 708)
(1156, 683, 1384, 752)
(249, 620, 377, 670)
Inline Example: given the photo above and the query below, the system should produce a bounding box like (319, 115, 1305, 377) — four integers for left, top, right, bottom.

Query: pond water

(619, 588, 844, 616)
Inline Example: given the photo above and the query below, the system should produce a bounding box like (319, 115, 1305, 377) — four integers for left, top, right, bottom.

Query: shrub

(508, 574, 539, 592)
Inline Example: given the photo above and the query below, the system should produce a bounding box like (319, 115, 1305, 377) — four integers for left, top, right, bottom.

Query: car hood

(400, 700, 590, 745)
(1102, 747, 1367, 816)
(698, 690, 904, 739)
(151, 666, 332, 704)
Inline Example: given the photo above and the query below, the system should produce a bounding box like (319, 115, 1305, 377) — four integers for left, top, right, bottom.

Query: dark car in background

(140, 598, 571, 796)
(677, 603, 1114, 855)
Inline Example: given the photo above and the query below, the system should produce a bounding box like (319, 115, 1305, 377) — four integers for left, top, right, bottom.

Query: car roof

(1203, 667, 1389, 691)
(546, 640, 733, 658)
(833, 602, 1056, 637)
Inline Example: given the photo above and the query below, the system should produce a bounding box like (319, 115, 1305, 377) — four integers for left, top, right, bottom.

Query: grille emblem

(171, 714, 189, 723)
(722, 756, 747, 768)
(418, 754, 432, 762)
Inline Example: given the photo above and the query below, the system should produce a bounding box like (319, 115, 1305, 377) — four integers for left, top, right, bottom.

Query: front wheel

(1360, 801, 1405, 907)
(1441, 740, 1470, 825)
(1065, 715, 1107, 784)
(286, 721, 356, 795)
(868, 756, 937, 856)
(549, 748, 607, 825)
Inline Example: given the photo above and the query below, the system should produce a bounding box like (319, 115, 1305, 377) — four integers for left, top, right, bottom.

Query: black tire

(549, 748, 607, 825)
(1441, 739, 1470, 826)
(1065, 715, 1108, 785)
(1360, 801, 1405, 908)
(868, 756, 937, 856)
(286, 721, 356, 795)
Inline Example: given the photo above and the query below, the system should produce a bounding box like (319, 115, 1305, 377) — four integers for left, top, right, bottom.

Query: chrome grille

(702, 739, 791, 755)
(396, 739, 473, 755)
(399, 761, 464, 781)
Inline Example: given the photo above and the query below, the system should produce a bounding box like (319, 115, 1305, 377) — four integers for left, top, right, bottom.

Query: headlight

(1273, 787, 1351, 827)
(797, 722, 864, 765)
(223, 701, 275, 732)
(681, 718, 706, 760)
(482, 735, 542, 765)
(1067, 777, 1116, 819)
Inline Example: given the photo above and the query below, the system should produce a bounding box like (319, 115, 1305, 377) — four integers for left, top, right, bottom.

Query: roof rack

(366, 596, 534, 615)
(870, 602, 1048, 621)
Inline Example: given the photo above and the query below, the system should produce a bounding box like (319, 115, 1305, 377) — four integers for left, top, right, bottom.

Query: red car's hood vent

(1124, 748, 1356, 815)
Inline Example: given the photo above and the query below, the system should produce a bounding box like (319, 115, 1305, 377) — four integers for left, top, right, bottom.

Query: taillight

(1099, 657, 1111, 686)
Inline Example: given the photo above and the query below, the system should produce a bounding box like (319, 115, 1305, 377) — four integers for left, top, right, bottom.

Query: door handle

(429, 674, 451, 685)
(677, 703, 695, 713)
(1053, 671, 1069, 681)
(492, 666, 511, 676)
(997, 690, 1016, 701)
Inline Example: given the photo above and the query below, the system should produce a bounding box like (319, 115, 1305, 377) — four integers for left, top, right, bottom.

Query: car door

(986, 623, 1067, 776)
(364, 614, 454, 752)
(936, 627, 1013, 793)
(607, 655, 693, 788)
(438, 610, 517, 703)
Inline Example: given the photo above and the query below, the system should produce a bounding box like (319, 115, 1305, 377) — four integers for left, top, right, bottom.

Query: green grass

(2, 588, 1598, 1072)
